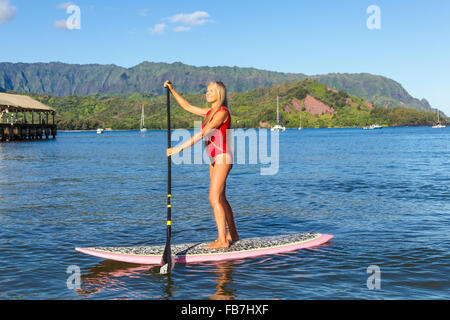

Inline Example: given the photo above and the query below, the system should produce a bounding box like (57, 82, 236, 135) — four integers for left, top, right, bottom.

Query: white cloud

(139, 8, 150, 17)
(164, 11, 211, 25)
(58, 2, 74, 9)
(0, 0, 16, 24)
(54, 19, 69, 30)
(173, 26, 191, 32)
(148, 23, 166, 34)
(148, 11, 211, 35)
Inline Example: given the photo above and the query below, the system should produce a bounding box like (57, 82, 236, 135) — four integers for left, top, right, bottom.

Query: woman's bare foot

(226, 232, 239, 242)
(204, 239, 230, 249)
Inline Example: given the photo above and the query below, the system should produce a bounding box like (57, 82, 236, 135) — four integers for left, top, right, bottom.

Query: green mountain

(0, 61, 307, 96)
(0, 61, 436, 113)
(26, 79, 443, 130)
(310, 73, 433, 111)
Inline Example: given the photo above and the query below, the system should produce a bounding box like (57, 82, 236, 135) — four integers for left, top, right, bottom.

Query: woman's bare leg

(206, 154, 236, 249)
(209, 163, 239, 243)
(221, 182, 239, 242)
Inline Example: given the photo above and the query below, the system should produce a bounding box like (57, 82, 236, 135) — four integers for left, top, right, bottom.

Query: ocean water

(0, 127, 448, 300)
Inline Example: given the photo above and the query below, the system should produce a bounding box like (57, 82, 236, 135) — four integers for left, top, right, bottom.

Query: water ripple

(0, 128, 449, 299)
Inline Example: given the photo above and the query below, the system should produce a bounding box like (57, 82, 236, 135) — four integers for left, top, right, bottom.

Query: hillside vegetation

(25, 79, 445, 130)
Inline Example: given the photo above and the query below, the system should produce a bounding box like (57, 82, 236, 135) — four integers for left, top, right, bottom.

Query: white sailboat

(432, 109, 446, 128)
(298, 111, 302, 130)
(96, 128, 104, 134)
(271, 96, 286, 132)
(363, 124, 382, 130)
(140, 104, 147, 132)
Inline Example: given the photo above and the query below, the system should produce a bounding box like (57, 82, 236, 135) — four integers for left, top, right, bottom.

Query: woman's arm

(164, 81, 210, 117)
(167, 110, 227, 156)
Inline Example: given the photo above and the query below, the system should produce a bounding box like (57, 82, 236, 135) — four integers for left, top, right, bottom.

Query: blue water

(0, 127, 449, 299)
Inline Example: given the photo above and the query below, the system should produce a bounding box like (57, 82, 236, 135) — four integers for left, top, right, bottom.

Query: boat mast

(276, 96, 279, 126)
(141, 104, 145, 128)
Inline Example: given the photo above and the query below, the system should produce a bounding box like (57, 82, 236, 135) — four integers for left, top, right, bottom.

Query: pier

(0, 93, 57, 142)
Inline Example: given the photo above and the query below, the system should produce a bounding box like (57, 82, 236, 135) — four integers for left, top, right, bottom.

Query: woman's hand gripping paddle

(160, 81, 175, 275)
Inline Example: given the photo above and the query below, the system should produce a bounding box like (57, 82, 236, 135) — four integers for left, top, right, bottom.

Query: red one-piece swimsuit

(202, 106, 231, 165)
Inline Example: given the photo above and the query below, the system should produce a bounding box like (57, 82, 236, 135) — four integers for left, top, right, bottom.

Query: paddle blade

(160, 244, 175, 275)
(160, 261, 173, 275)
(160, 257, 175, 274)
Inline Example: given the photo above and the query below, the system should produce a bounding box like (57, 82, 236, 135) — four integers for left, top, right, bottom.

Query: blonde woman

(165, 80, 239, 249)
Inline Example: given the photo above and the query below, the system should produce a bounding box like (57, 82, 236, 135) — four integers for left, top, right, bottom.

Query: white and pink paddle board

(76, 233, 333, 265)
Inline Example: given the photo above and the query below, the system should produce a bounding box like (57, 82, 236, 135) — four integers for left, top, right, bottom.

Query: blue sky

(0, 0, 449, 114)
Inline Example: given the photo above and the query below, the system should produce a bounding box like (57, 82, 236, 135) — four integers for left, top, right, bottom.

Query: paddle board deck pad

(76, 233, 333, 265)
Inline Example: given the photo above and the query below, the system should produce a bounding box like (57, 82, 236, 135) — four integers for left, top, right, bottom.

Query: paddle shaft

(161, 85, 172, 272)
(166, 86, 172, 239)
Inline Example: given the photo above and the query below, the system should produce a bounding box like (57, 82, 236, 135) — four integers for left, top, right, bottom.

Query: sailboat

(140, 104, 148, 132)
(298, 111, 302, 130)
(432, 109, 446, 128)
(271, 96, 286, 132)
(363, 124, 382, 130)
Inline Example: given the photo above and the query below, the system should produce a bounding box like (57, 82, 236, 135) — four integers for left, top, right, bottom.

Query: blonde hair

(204, 81, 230, 125)
(211, 81, 228, 109)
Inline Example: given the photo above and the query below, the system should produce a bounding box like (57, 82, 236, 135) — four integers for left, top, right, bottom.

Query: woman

(165, 80, 239, 249)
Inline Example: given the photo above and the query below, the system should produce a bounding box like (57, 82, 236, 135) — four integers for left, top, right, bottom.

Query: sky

(0, 0, 449, 114)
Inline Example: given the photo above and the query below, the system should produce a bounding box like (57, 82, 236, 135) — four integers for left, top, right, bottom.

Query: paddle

(160, 82, 175, 275)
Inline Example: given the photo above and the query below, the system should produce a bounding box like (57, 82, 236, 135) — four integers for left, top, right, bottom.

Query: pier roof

(0, 93, 55, 112)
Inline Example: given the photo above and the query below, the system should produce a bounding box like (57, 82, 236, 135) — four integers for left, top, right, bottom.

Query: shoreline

(58, 125, 447, 132)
